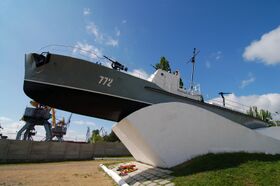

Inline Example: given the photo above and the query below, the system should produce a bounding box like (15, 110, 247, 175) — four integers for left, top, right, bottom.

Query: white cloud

(0, 117, 25, 139)
(86, 22, 104, 42)
(128, 69, 150, 80)
(208, 93, 280, 120)
(205, 51, 222, 69)
(73, 42, 102, 59)
(122, 20, 127, 24)
(0, 116, 12, 122)
(101, 60, 113, 68)
(209, 51, 222, 60)
(72, 41, 150, 81)
(240, 73, 255, 88)
(72, 120, 96, 127)
(115, 27, 121, 37)
(106, 37, 119, 47)
(83, 8, 91, 15)
(243, 26, 280, 65)
(0, 119, 49, 141)
(86, 22, 120, 47)
(64, 129, 86, 141)
(215, 51, 222, 60)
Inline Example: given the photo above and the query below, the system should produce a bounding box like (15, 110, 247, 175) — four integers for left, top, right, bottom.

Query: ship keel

(23, 80, 149, 122)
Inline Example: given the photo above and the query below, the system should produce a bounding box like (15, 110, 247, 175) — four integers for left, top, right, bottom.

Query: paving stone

(133, 175, 143, 179)
(130, 172, 140, 176)
(133, 177, 142, 181)
(132, 182, 141, 186)
(146, 174, 155, 179)
(141, 174, 149, 178)
(165, 183, 175, 186)
(154, 173, 165, 177)
(159, 180, 170, 185)
(150, 176, 160, 180)
(142, 180, 152, 185)
(159, 174, 170, 178)
(128, 180, 137, 185)
(155, 169, 172, 174)
(125, 177, 136, 184)
(154, 178, 164, 183)
(146, 183, 158, 186)
(133, 176, 146, 182)
(138, 177, 147, 182)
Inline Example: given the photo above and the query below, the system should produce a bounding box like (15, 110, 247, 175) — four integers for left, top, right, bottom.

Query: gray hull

(24, 53, 268, 129)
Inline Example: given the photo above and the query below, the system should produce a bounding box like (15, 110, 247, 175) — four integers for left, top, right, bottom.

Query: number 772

(98, 76, 114, 87)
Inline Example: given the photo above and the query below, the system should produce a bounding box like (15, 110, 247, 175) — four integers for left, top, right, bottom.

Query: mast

(188, 48, 200, 91)
(191, 48, 196, 89)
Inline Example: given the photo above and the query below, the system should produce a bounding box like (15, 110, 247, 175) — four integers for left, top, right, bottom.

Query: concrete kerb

(100, 164, 129, 186)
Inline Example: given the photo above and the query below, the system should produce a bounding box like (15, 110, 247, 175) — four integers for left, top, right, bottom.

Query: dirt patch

(0, 160, 119, 186)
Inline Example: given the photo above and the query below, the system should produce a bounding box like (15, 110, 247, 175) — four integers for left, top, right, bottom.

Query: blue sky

(1, 0, 280, 140)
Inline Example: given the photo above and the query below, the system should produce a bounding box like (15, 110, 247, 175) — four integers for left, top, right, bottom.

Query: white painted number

(98, 76, 114, 87)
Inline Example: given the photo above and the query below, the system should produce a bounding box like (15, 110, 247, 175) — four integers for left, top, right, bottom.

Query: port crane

(0, 123, 8, 139)
(51, 108, 72, 142)
(16, 101, 71, 141)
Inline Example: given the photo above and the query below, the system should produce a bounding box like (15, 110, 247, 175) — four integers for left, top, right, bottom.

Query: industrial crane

(16, 101, 52, 141)
(0, 123, 8, 139)
(51, 108, 72, 142)
(16, 100, 71, 141)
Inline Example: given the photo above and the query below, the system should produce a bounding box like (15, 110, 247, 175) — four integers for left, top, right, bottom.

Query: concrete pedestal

(113, 102, 280, 168)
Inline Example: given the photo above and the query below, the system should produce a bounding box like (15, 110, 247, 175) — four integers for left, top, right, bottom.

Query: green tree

(89, 129, 103, 143)
(103, 131, 120, 142)
(246, 106, 272, 122)
(247, 106, 259, 118)
(155, 57, 171, 72)
(259, 109, 272, 122)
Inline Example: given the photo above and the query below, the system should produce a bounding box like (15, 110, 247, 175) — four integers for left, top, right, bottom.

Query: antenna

(187, 48, 200, 90)
(86, 126, 91, 142)
(151, 64, 157, 70)
(218, 92, 232, 107)
(66, 113, 72, 126)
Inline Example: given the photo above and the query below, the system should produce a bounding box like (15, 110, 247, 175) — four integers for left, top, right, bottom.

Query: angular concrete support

(113, 102, 280, 168)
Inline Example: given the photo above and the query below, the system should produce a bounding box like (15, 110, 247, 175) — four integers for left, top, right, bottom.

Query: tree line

(246, 106, 279, 126)
(88, 129, 120, 143)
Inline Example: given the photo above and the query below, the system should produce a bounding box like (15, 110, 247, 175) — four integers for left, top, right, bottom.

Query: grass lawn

(171, 152, 280, 186)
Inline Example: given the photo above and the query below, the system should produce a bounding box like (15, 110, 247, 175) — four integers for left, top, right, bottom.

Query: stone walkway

(109, 161, 175, 186)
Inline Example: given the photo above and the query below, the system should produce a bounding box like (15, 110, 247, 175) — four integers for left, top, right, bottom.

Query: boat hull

(24, 80, 148, 121)
(23, 53, 202, 122)
(23, 53, 269, 128)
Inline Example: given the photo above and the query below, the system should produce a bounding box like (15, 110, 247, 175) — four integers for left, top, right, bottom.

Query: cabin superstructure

(149, 69, 202, 101)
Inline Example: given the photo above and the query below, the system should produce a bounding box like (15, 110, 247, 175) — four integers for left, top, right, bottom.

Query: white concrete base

(255, 127, 280, 141)
(100, 164, 129, 186)
(113, 102, 280, 168)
